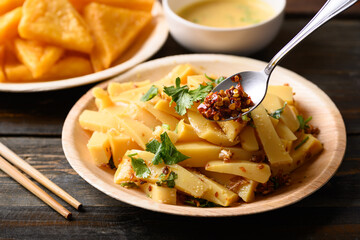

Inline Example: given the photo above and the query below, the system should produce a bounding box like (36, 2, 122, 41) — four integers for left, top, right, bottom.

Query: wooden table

(1, 1, 359, 239)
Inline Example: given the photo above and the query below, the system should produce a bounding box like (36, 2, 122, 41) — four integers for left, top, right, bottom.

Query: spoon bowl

(211, 0, 358, 121)
(212, 71, 269, 120)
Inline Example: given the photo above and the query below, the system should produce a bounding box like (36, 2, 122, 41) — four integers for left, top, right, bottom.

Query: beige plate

(0, 1, 168, 92)
(62, 54, 346, 216)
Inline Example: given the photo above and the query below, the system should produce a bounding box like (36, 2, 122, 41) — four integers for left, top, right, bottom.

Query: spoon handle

(264, 0, 358, 75)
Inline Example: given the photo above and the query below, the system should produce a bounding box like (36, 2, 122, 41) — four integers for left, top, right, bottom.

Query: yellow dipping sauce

(177, 0, 275, 28)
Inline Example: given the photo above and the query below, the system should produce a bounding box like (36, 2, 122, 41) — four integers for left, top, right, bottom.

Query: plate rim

(0, 1, 168, 93)
(62, 53, 346, 217)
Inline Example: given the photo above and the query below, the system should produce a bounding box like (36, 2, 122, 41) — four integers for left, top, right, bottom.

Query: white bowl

(163, 0, 286, 55)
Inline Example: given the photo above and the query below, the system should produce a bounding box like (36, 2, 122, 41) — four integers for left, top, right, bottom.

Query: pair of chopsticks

(0, 142, 82, 220)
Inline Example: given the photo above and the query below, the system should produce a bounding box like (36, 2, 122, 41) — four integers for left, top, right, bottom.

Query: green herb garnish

(140, 85, 158, 102)
(163, 77, 213, 115)
(269, 177, 280, 190)
(269, 103, 287, 119)
(128, 153, 151, 178)
(297, 115, 312, 131)
(120, 181, 139, 188)
(162, 123, 170, 130)
(156, 171, 178, 188)
(184, 196, 219, 208)
(295, 136, 310, 150)
(145, 139, 162, 165)
(241, 114, 251, 122)
(204, 73, 226, 85)
(145, 132, 189, 165)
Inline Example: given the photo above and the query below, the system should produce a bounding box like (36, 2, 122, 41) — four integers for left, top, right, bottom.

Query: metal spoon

(212, 0, 358, 121)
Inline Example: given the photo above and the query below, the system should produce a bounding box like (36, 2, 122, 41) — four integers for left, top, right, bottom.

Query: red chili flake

(198, 74, 254, 121)
(257, 164, 264, 169)
(239, 167, 246, 172)
(148, 185, 152, 191)
(215, 192, 219, 198)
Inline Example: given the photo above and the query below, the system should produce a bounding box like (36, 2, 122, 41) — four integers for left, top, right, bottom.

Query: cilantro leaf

(140, 85, 158, 102)
(159, 132, 189, 165)
(295, 136, 310, 150)
(128, 154, 151, 178)
(269, 103, 287, 119)
(145, 139, 161, 154)
(163, 77, 214, 116)
(162, 124, 170, 130)
(175, 90, 193, 116)
(145, 139, 162, 165)
(204, 73, 226, 85)
(145, 132, 189, 165)
(156, 171, 178, 188)
(120, 182, 139, 188)
(189, 82, 214, 102)
(297, 115, 312, 131)
(184, 196, 220, 208)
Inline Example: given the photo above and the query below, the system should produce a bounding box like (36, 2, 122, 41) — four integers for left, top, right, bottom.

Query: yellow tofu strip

(272, 134, 323, 175)
(175, 141, 254, 167)
(87, 131, 111, 166)
(176, 119, 202, 142)
(199, 169, 258, 203)
(117, 117, 153, 149)
(79, 110, 119, 133)
(252, 104, 293, 165)
(239, 125, 259, 152)
(140, 183, 177, 205)
(153, 99, 180, 118)
(267, 85, 294, 105)
(191, 171, 239, 206)
(107, 128, 140, 167)
(187, 110, 239, 147)
(142, 102, 179, 131)
(205, 160, 271, 184)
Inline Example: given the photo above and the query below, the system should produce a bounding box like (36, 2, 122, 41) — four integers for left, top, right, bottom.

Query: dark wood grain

(285, 0, 360, 16)
(1, 5, 360, 240)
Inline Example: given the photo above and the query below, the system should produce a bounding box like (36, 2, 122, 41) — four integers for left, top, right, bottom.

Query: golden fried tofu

(0, 7, 22, 44)
(18, 0, 94, 53)
(0, 0, 24, 16)
(5, 56, 93, 82)
(69, 0, 155, 12)
(83, 2, 152, 71)
(13, 38, 64, 78)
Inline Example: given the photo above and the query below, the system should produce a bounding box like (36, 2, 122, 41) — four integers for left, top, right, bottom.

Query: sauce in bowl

(177, 0, 275, 28)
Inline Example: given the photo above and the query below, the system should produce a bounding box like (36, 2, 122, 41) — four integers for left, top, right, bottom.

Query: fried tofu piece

(18, 0, 94, 53)
(0, 0, 24, 16)
(83, 3, 151, 71)
(13, 38, 64, 78)
(5, 56, 92, 82)
(0, 7, 22, 44)
(69, 0, 155, 12)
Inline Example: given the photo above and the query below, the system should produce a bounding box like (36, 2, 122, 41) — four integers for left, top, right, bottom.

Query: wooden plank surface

(285, 0, 360, 16)
(0, 134, 359, 239)
(1, 5, 360, 240)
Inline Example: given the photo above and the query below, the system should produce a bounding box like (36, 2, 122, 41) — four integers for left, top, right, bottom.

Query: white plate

(0, 1, 168, 92)
(62, 54, 346, 216)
